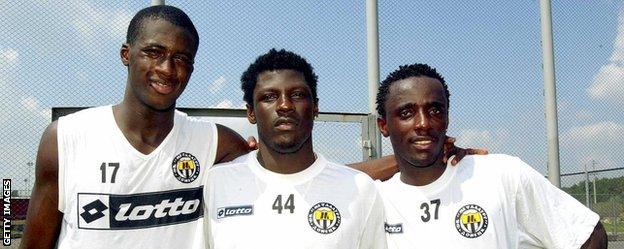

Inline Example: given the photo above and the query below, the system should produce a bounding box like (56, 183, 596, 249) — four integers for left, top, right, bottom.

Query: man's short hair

(126, 5, 199, 51)
(241, 48, 319, 106)
(376, 63, 450, 117)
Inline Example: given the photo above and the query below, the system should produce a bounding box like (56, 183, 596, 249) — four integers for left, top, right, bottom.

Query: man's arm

(214, 124, 252, 164)
(349, 137, 488, 180)
(512, 157, 605, 248)
(348, 155, 398, 181)
(441, 137, 488, 165)
(20, 122, 63, 249)
(581, 222, 607, 249)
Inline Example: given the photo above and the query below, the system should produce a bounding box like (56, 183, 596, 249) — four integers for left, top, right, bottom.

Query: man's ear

(445, 110, 450, 130)
(120, 44, 130, 66)
(377, 116, 389, 137)
(313, 101, 319, 118)
(246, 104, 256, 124)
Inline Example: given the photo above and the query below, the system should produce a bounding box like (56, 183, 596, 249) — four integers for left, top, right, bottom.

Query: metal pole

(584, 163, 590, 208)
(613, 199, 617, 236)
(592, 161, 597, 204)
(539, 0, 561, 187)
(365, 0, 382, 159)
(24, 162, 29, 192)
(27, 162, 33, 194)
(151, 0, 165, 6)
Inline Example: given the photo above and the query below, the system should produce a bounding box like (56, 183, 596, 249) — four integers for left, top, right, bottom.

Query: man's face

(247, 69, 318, 154)
(378, 76, 448, 168)
(121, 19, 197, 111)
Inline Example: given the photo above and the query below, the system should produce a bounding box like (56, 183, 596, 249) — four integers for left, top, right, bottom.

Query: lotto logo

(384, 223, 403, 234)
(216, 205, 253, 219)
(77, 187, 203, 230)
(80, 199, 107, 224)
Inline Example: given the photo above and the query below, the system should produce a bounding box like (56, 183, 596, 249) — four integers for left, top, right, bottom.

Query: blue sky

(1, 1, 623, 191)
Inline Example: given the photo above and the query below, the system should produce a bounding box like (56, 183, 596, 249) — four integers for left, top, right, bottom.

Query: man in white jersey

(19, 6, 253, 249)
(204, 49, 387, 248)
(375, 63, 608, 248)
(20, 5, 479, 248)
(21, 6, 406, 248)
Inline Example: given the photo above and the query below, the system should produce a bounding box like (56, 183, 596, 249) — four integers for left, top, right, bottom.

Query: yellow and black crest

(171, 152, 200, 183)
(454, 204, 488, 238)
(307, 202, 341, 234)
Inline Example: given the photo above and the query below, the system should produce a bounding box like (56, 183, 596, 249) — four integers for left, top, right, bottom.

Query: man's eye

(291, 91, 305, 99)
(143, 49, 161, 58)
(399, 109, 413, 118)
(174, 55, 192, 65)
(262, 94, 277, 102)
(430, 108, 442, 115)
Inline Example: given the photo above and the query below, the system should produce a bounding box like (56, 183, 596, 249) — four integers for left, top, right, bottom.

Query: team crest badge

(171, 152, 200, 183)
(455, 204, 488, 238)
(308, 202, 341, 234)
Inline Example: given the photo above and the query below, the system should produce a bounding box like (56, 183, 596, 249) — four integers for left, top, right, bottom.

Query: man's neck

(256, 141, 316, 174)
(398, 157, 446, 186)
(112, 101, 175, 155)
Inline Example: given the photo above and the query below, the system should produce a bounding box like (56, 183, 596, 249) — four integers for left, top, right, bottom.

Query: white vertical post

(584, 163, 590, 208)
(365, 0, 382, 160)
(539, 0, 561, 187)
(151, 0, 165, 6)
(613, 200, 618, 236)
(592, 160, 597, 204)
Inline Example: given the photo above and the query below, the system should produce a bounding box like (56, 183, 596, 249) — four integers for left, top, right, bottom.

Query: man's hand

(247, 136, 258, 150)
(442, 136, 488, 165)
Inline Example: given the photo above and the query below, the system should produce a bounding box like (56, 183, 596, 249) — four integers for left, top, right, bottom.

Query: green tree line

(562, 175, 624, 204)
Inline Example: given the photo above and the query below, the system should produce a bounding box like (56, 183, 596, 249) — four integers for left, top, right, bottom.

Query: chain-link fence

(563, 169, 624, 240)
(1, 0, 623, 246)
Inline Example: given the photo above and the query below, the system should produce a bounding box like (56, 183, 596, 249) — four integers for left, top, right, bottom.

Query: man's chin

(270, 141, 302, 154)
(146, 101, 176, 112)
(407, 154, 442, 168)
(410, 161, 437, 168)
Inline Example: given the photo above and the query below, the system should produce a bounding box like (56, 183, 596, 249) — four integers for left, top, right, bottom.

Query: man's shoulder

(324, 160, 358, 173)
(465, 153, 522, 163)
(173, 110, 217, 132)
(462, 154, 527, 172)
(319, 159, 380, 206)
(208, 152, 252, 175)
(57, 106, 112, 133)
(459, 154, 541, 191)
(175, 109, 213, 124)
(321, 159, 378, 191)
(60, 106, 111, 121)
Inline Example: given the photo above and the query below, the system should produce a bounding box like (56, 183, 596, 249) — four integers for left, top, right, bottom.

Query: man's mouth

(274, 118, 298, 131)
(150, 81, 175, 95)
(409, 137, 436, 150)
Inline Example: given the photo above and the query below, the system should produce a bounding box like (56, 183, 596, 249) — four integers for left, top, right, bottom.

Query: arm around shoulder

(20, 122, 63, 249)
(348, 155, 398, 181)
(214, 124, 251, 164)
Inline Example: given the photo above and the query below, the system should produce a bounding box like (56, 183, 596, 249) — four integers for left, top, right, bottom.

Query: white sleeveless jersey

(56, 106, 218, 249)
(378, 154, 599, 249)
(204, 151, 387, 249)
